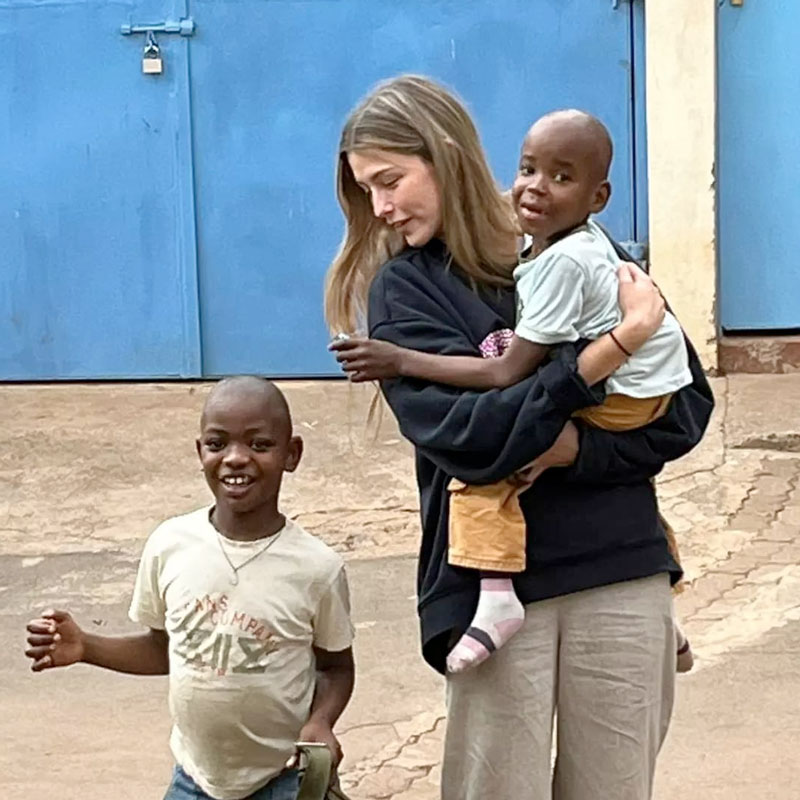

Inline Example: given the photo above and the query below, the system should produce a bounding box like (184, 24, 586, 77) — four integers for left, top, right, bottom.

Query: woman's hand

(511, 421, 580, 485)
(615, 262, 666, 353)
(328, 336, 405, 382)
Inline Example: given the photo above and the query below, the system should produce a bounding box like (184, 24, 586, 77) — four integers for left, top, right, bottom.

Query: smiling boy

(24, 377, 355, 800)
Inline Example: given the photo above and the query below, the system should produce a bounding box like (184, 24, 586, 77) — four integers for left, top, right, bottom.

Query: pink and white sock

(446, 578, 525, 673)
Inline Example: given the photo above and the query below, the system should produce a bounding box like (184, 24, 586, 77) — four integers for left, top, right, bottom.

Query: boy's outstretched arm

(25, 609, 169, 675)
(298, 646, 355, 766)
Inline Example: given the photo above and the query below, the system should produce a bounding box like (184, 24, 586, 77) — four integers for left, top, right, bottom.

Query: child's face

(511, 118, 610, 243)
(196, 393, 302, 516)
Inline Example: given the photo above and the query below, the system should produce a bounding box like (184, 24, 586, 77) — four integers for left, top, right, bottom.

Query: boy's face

(196, 392, 302, 516)
(511, 117, 610, 242)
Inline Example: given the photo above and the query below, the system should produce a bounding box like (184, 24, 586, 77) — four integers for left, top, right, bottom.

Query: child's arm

(330, 335, 549, 388)
(25, 609, 169, 675)
(297, 646, 355, 766)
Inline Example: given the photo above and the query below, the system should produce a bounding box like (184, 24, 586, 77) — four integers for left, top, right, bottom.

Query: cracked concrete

(2, 374, 800, 799)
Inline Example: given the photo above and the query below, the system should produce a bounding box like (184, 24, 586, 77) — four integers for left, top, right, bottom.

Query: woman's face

(348, 150, 443, 247)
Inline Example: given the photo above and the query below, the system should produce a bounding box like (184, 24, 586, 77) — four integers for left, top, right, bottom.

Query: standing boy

(25, 377, 355, 800)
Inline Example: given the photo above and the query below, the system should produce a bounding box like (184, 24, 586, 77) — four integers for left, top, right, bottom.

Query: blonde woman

(325, 75, 713, 800)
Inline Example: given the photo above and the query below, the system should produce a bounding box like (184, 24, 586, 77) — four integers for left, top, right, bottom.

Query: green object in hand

(295, 742, 352, 800)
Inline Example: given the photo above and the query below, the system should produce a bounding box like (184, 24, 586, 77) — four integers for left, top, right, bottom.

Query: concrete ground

(1, 375, 799, 799)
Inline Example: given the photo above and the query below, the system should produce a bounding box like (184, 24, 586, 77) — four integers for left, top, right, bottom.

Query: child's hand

(328, 336, 404, 383)
(297, 719, 343, 768)
(24, 609, 85, 672)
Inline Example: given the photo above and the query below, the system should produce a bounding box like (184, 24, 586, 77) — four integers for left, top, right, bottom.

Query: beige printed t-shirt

(129, 508, 354, 800)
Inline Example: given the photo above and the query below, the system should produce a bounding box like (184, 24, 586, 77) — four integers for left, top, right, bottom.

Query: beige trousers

(442, 574, 676, 800)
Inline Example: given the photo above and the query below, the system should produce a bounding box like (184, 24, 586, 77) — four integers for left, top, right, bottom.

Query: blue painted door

(0, 0, 200, 379)
(1, 0, 644, 379)
(190, 0, 645, 376)
(719, 2, 800, 331)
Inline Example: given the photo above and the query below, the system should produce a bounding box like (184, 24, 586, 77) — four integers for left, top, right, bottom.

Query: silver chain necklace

(214, 520, 286, 586)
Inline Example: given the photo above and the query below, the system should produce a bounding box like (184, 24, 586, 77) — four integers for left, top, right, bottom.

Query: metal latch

(120, 17, 195, 75)
(120, 17, 196, 37)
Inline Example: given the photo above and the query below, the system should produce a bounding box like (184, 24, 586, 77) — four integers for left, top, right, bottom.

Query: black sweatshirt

(367, 239, 715, 674)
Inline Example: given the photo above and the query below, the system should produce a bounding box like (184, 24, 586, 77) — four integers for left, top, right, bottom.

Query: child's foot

(446, 578, 525, 673)
(676, 629, 694, 673)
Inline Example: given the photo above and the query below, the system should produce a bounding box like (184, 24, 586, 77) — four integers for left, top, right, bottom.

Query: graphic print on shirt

(171, 593, 279, 675)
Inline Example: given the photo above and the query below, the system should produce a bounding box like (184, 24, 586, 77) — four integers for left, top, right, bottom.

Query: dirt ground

(2, 376, 800, 799)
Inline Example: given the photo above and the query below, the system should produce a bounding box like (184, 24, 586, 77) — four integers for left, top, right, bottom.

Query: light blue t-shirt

(513, 220, 692, 398)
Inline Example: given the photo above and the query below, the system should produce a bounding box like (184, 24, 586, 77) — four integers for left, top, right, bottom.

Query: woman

(325, 75, 713, 799)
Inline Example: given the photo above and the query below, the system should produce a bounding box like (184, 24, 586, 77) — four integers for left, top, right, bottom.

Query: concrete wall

(646, 1, 718, 369)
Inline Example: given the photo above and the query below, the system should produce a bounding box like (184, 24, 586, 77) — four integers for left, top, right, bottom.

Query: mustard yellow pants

(448, 393, 683, 576)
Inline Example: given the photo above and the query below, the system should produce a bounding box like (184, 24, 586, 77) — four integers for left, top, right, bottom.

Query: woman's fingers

(617, 262, 635, 283)
(617, 261, 650, 284)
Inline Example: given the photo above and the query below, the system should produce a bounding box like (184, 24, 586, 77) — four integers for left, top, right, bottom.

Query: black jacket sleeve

(565, 337, 714, 484)
(368, 259, 604, 484)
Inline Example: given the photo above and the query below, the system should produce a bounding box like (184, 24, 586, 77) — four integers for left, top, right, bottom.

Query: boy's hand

(328, 336, 404, 383)
(297, 718, 343, 768)
(25, 609, 85, 672)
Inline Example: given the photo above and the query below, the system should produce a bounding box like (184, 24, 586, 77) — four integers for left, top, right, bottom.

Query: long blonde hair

(324, 75, 518, 334)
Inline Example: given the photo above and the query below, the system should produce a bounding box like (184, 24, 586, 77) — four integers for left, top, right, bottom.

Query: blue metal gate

(719, 2, 800, 331)
(1, 0, 646, 379)
(0, 0, 201, 379)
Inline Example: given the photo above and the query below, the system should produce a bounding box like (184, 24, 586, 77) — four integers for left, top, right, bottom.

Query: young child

(24, 377, 355, 800)
(330, 109, 693, 675)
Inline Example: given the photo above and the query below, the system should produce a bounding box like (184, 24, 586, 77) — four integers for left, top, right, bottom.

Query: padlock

(142, 34, 163, 75)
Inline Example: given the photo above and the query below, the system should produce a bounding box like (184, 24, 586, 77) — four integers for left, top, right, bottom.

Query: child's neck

(533, 216, 591, 256)
(211, 503, 286, 542)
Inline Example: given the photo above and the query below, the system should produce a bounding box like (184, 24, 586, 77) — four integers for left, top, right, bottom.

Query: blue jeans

(163, 766, 300, 800)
